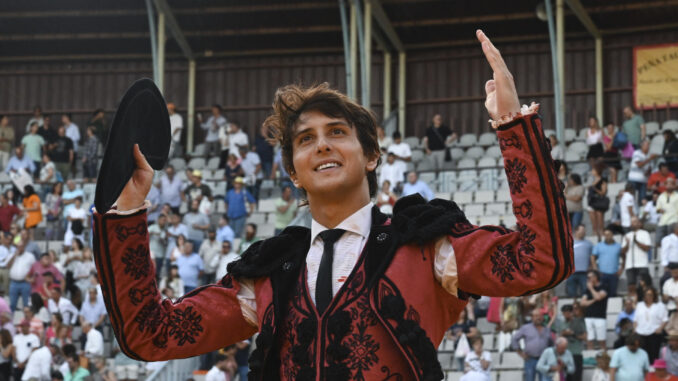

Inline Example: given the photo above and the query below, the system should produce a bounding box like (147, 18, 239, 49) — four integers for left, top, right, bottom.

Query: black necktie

(316, 228, 345, 315)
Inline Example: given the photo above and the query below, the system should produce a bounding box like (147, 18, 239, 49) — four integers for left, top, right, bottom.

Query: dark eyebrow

(293, 120, 350, 139)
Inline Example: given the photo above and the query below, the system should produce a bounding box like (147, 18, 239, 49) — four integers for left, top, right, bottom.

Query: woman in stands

(565, 173, 585, 229)
(22, 184, 42, 231)
(44, 182, 63, 240)
(588, 161, 609, 241)
(375, 179, 397, 215)
(586, 117, 605, 165)
(602, 123, 621, 183)
(634, 287, 669, 363)
(461, 336, 492, 381)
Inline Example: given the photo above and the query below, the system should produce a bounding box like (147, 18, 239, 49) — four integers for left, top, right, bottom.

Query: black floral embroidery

(129, 285, 155, 305)
(347, 321, 380, 377)
(115, 221, 147, 241)
(122, 245, 151, 280)
(134, 301, 166, 334)
(518, 223, 537, 257)
(513, 200, 533, 219)
(505, 158, 528, 194)
(166, 306, 204, 346)
(499, 132, 521, 151)
(490, 244, 517, 282)
(451, 221, 474, 235)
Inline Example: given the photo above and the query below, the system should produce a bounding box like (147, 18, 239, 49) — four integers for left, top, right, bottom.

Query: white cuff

(489, 103, 540, 129)
(434, 237, 458, 296)
(95, 200, 152, 216)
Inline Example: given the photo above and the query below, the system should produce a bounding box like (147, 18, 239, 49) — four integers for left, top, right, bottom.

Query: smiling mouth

(314, 162, 342, 171)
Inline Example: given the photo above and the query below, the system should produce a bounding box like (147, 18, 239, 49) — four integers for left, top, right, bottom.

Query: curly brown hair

(263, 83, 381, 199)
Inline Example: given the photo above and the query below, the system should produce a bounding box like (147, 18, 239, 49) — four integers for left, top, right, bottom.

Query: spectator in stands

(610, 333, 649, 381)
(664, 130, 678, 177)
(536, 337, 575, 381)
(581, 270, 608, 350)
(641, 192, 660, 232)
(28, 251, 63, 296)
(225, 177, 255, 238)
(274, 185, 297, 235)
(616, 297, 636, 333)
(0, 328, 13, 380)
(550, 135, 564, 161)
(12, 319, 39, 381)
(461, 336, 491, 381)
(552, 304, 586, 381)
(79, 287, 106, 330)
(0, 311, 12, 336)
(159, 264, 184, 301)
(228, 121, 249, 159)
(61, 113, 80, 175)
(224, 153, 244, 190)
(200, 228, 220, 284)
(206, 352, 231, 381)
(166, 213, 188, 261)
(183, 199, 209, 250)
(149, 213, 168, 280)
(255, 124, 275, 178)
(629, 140, 658, 201)
(587, 117, 605, 164)
(208, 241, 237, 282)
(661, 226, 678, 288)
(146, 179, 162, 224)
(21, 121, 45, 177)
(657, 179, 678, 244)
(88, 108, 107, 145)
(603, 123, 621, 183)
(5, 146, 35, 176)
(622, 216, 652, 296)
(168, 102, 183, 158)
(648, 163, 676, 195)
(0, 193, 21, 233)
(64, 196, 86, 249)
(379, 152, 405, 193)
(376, 125, 392, 153)
(47, 287, 79, 325)
(44, 182, 62, 240)
(7, 242, 35, 312)
(25, 106, 44, 132)
(239, 223, 258, 254)
(619, 183, 637, 233)
(623, 106, 646, 148)
(567, 226, 592, 297)
(661, 331, 678, 376)
(37, 115, 57, 144)
(635, 287, 668, 363)
(450, 307, 479, 343)
(62, 348, 90, 381)
(160, 165, 184, 214)
(22, 185, 41, 231)
(198, 104, 227, 157)
(401, 171, 434, 201)
(217, 214, 235, 245)
(387, 131, 411, 171)
(239, 145, 263, 201)
(22, 305, 42, 338)
(376, 180, 397, 216)
(423, 114, 456, 170)
(176, 241, 203, 294)
(664, 264, 678, 316)
(39, 152, 57, 185)
(184, 170, 213, 205)
(49, 126, 74, 180)
(83, 320, 104, 357)
(0, 115, 15, 169)
(565, 173, 584, 229)
(81, 126, 98, 183)
(512, 309, 553, 381)
(648, 359, 678, 381)
(588, 162, 609, 240)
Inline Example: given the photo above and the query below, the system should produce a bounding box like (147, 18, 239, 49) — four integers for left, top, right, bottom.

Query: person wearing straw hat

(224, 176, 255, 238)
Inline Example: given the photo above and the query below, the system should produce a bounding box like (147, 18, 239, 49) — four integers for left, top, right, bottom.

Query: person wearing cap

(647, 359, 678, 381)
(184, 169, 213, 206)
(12, 319, 39, 381)
(224, 176, 255, 238)
(552, 304, 586, 381)
(198, 104, 227, 158)
(199, 227, 221, 285)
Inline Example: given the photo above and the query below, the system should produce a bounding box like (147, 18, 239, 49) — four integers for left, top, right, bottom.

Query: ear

(289, 171, 302, 188)
(365, 152, 379, 173)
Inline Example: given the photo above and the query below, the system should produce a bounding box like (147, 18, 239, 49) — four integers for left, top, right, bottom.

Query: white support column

(383, 52, 391, 119)
(556, 0, 566, 146)
(350, 4, 358, 100)
(157, 12, 166, 95)
(595, 37, 603, 125)
(187, 59, 196, 153)
(398, 52, 406, 135)
(363, 1, 372, 109)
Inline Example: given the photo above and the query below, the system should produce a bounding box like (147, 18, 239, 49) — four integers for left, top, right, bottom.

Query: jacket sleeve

(92, 208, 257, 361)
(448, 109, 573, 297)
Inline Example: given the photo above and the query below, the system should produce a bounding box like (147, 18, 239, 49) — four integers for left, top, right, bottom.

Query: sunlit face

(290, 111, 377, 201)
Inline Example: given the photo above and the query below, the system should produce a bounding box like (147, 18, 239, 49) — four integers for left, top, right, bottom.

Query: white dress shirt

(9, 252, 35, 281)
(65, 123, 80, 152)
(378, 161, 405, 191)
(13, 333, 40, 363)
(622, 230, 651, 269)
(21, 346, 52, 381)
(48, 297, 79, 325)
(661, 233, 678, 267)
(85, 328, 104, 356)
(634, 302, 668, 335)
(205, 366, 227, 381)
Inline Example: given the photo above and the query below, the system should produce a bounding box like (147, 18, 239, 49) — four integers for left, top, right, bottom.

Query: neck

(307, 188, 371, 228)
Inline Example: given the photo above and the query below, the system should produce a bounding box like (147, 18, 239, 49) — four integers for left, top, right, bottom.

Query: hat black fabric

(95, 78, 170, 213)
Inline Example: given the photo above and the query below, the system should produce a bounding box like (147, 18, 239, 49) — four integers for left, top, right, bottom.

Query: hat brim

(95, 78, 170, 213)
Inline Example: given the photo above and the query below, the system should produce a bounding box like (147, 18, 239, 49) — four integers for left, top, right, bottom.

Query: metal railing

(146, 356, 201, 381)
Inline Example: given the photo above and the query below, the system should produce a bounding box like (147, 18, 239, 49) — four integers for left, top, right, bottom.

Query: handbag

(613, 131, 628, 149)
(588, 186, 610, 211)
(71, 219, 84, 235)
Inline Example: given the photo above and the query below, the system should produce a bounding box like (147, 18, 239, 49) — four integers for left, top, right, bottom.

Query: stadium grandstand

(1, 1, 678, 381)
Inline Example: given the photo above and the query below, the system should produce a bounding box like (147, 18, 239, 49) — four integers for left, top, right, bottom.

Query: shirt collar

(310, 202, 374, 245)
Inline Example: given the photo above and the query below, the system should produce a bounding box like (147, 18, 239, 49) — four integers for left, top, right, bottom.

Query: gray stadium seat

(478, 132, 497, 147)
(567, 142, 588, 159)
(453, 191, 473, 205)
(419, 172, 437, 187)
(646, 121, 660, 136)
(169, 158, 187, 171)
(485, 146, 502, 159)
(416, 160, 435, 172)
(207, 157, 220, 170)
(450, 147, 465, 160)
(465, 146, 485, 160)
(663, 120, 678, 132)
(457, 134, 477, 148)
(498, 352, 524, 369)
(501, 214, 517, 227)
(193, 143, 207, 156)
(405, 136, 420, 148)
(188, 157, 206, 170)
(258, 199, 277, 213)
(475, 190, 495, 203)
(478, 215, 500, 225)
(457, 158, 476, 169)
(464, 204, 484, 217)
(486, 203, 506, 216)
(564, 128, 576, 142)
(477, 157, 496, 168)
(411, 149, 425, 163)
(564, 150, 580, 162)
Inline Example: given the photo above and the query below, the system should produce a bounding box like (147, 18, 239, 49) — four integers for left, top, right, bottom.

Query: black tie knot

(319, 229, 345, 247)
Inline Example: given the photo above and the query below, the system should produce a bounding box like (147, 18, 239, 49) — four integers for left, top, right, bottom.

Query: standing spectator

(387, 131, 411, 173)
(661, 225, 678, 288)
(603, 123, 621, 183)
(648, 163, 676, 195)
(656, 178, 678, 245)
(227, 121, 249, 159)
(511, 309, 554, 381)
(588, 163, 609, 240)
(378, 152, 406, 193)
(581, 270, 609, 350)
(0, 193, 21, 233)
(199, 228, 220, 284)
(274, 185, 297, 235)
(565, 173, 585, 229)
(12, 321, 40, 381)
(0, 329, 13, 381)
(79, 287, 107, 330)
(62, 349, 90, 381)
(567, 225, 592, 297)
(423, 114, 456, 170)
(88, 108, 107, 146)
(586, 117, 604, 163)
(49, 126, 74, 180)
(83, 321, 104, 357)
(255, 125, 275, 178)
(37, 115, 57, 144)
(7, 242, 35, 312)
(21, 122, 45, 177)
(664, 264, 678, 315)
(238, 223, 259, 254)
(27, 252, 63, 296)
(224, 153, 244, 190)
(168, 102, 183, 158)
(610, 333, 649, 381)
(146, 180, 162, 224)
(239, 145, 263, 201)
(198, 104, 227, 157)
(216, 215, 235, 245)
(620, 183, 637, 233)
(550, 135, 564, 161)
(22, 185, 41, 230)
(663, 130, 678, 177)
(25, 106, 44, 132)
(82, 126, 99, 183)
(622, 216, 652, 296)
(628, 140, 658, 202)
(47, 287, 79, 325)
(159, 264, 184, 300)
(61, 114, 80, 177)
(224, 177, 255, 238)
(217, 118, 230, 168)
(176, 242, 203, 294)
(401, 171, 435, 201)
(552, 305, 587, 381)
(149, 214, 168, 280)
(64, 197, 86, 249)
(39, 153, 57, 185)
(661, 331, 678, 376)
(4, 146, 35, 176)
(160, 166, 184, 214)
(376, 180, 397, 216)
(183, 170, 212, 205)
(44, 182, 63, 240)
(616, 297, 636, 334)
(536, 337, 575, 381)
(635, 288, 668, 363)
(212, 240, 239, 280)
(182, 199, 209, 250)
(376, 125, 392, 153)
(623, 106, 646, 148)
(0, 115, 15, 169)
(461, 336, 492, 381)
(165, 213, 188, 260)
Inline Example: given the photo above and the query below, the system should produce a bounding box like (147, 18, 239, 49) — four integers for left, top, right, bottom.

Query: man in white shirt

(166, 212, 189, 259)
(212, 240, 240, 280)
(628, 140, 658, 202)
(239, 145, 263, 200)
(228, 121, 249, 159)
(200, 228, 222, 284)
(160, 166, 184, 213)
(378, 152, 405, 193)
(83, 321, 105, 357)
(205, 353, 232, 381)
(656, 178, 678, 244)
(12, 320, 40, 380)
(622, 216, 652, 296)
(620, 184, 637, 232)
(0, 231, 15, 296)
(198, 104, 227, 157)
(387, 131, 411, 174)
(79, 287, 107, 329)
(7, 242, 35, 312)
(662, 263, 678, 313)
(21, 344, 54, 381)
(168, 102, 184, 158)
(47, 287, 79, 325)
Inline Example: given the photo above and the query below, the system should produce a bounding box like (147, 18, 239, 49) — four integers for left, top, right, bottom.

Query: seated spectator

(616, 297, 636, 334)
(635, 287, 668, 363)
(183, 199, 209, 249)
(47, 287, 79, 326)
(664, 130, 678, 177)
(387, 131, 411, 172)
(635, 272, 654, 303)
(567, 225, 592, 297)
(176, 242, 203, 294)
(216, 215, 235, 245)
(423, 114, 456, 170)
(649, 163, 676, 195)
(552, 304, 586, 381)
(379, 152, 405, 193)
(0, 193, 21, 233)
(622, 217, 652, 296)
(0, 312, 13, 336)
(610, 333, 649, 381)
(28, 251, 64, 296)
(30, 292, 49, 325)
(274, 185, 297, 236)
(21, 343, 54, 381)
(647, 359, 678, 381)
(82, 321, 104, 357)
(79, 287, 107, 330)
(21, 185, 41, 230)
(461, 336, 491, 381)
(581, 270, 608, 350)
(376, 180, 397, 216)
(592, 352, 611, 381)
(536, 337, 575, 381)
(450, 307, 479, 342)
(238, 223, 259, 254)
(0, 115, 14, 170)
(168, 234, 186, 263)
(0, 329, 13, 379)
(199, 228, 220, 284)
(565, 174, 585, 229)
(224, 153, 244, 190)
(5, 146, 35, 176)
(615, 318, 635, 349)
(239, 145, 263, 201)
(550, 135, 564, 161)
(44, 182, 63, 240)
(90, 355, 115, 381)
(640, 193, 660, 232)
(62, 349, 90, 381)
(401, 171, 434, 201)
(22, 306, 43, 340)
(661, 331, 678, 376)
(64, 196, 86, 249)
(159, 264, 184, 301)
(376, 125, 392, 152)
(511, 310, 553, 381)
(212, 240, 239, 280)
(664, 264, 678, 314)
